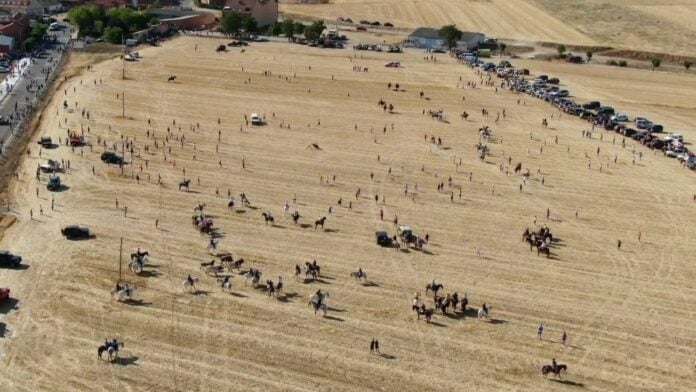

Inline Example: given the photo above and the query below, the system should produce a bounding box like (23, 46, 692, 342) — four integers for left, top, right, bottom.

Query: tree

(557, 44, 566, 57)
(267, 21, 282, 36)
(303, 20, 325, 40)
(221, 12, 242, 35)
(94, 20, 104, 35)
(29, 23, 48, 41)
(586, 50, 593, 62)
(498, 42, 507, 57)
(651, 57, 661, 71)
(103, 26, 124, 44)
(242, 15, 258, 34)
(438, 25, 462, 49)
(293, 21, 306, 36)
(281, 19, 295, 39)
(684, 60, 693, 72)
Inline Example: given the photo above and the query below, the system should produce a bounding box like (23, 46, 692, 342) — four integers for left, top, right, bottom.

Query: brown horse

(541, 364, 567, 379)
(315, 216, 326, 229)
(426, 283, 444, 295)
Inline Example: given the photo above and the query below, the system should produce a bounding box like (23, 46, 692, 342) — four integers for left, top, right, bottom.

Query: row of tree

(23, 23, 48, 51)
(222, 14, 327, 42)
(68, 6, 154, 44)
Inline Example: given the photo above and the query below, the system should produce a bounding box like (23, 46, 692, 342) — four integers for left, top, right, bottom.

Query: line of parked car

(500, 65, 696, 170)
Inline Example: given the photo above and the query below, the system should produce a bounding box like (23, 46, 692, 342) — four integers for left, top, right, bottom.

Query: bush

(606, 59, 618, 66)
(618, 60, 627, 67)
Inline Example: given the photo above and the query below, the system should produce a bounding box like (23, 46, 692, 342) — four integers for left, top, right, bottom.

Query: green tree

(30, 23, 48, 41)
(221, 12, 242, 35)
(267, 21, 282, 36)
(68, 5, 103, 37)
(103, 26, 124, 44)
(498, 42, 507, 57)
(586, 50, 593, 62)
(684, 60, 692, 72)
(557, 44, 566, 57)
(281, 19, 295, 39)
(242, 15, 258, 33)
(651, 57, 661, 71)
(94, 20, 104, 35)
(303, 20, 325, 40)
(438, 24, 462, 49)
(293, 21, 306, 36)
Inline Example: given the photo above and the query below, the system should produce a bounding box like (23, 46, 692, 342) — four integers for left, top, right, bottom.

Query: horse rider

(312, 259, 318, 270)
(552, 358, 558, 373)
(358, 267, 363, 278)
(315, 289, 323, 307)
(111, 338, 119, 352)
(482, 303, 489, 316)
(221, 276, 230, 286)
(295, 264, 301, 276)
(115, 281, 122, 292)
(187, 274, 194, 287)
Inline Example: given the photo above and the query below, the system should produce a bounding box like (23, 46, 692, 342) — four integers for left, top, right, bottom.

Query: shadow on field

(125, 299, 153, 307)
(0, 322, 7, 337)
(323, 315, 344, 322)
(115, 356, 139, 366)
(0, 298, 19, 314)
(550, 379, 585, 388)
(277, 292, 298, 302)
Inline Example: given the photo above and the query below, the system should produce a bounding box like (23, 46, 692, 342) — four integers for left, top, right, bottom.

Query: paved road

(0, 23, 72, 156)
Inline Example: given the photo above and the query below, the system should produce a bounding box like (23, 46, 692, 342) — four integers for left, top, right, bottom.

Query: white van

(250, 113, 263, 125)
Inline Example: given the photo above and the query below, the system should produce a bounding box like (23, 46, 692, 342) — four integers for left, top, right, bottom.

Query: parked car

(38, 136, 53, 147)
(40, 159, 61, 173)
(0, 287, 10, 302)
(635, 118, 653, 129)
(61, 225, 91, 239)
(356, 26, 367, 31)
(0, 250, 22, 268)
(375, 231, 393, 247)
(596, 107, 615, 115)
(384, 22, 394, 27)
(537, 75, 548, 81)
(666, 148, 686, 158)
(547, 77, 560, 84)
(649, 124, 664, 133)
(0, 116, 10, 125)
(611, 114, 629, 122)
(47, 175, 61, 191)
(582, 101, 601, 110)
(100, 151, 123, 165)
(250, 113, 264, 125)
(664, 133, 683, 142)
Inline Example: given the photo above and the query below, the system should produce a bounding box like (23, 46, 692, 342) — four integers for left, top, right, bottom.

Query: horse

(183, 276, 198, 292)
(217, 277, 233, 292)
(537, 244, 550, 258)
(541, 364, 567, 379)
(244, 269, 262, 286)
(417, 307, 434, 323)
(426, 283, 444, 295)
(130, 251, 149, 262)
(227, 199, 235, 210)
(308, 292, 329, 315)
(291, 211, 300, 224)
(350, 269, 367, 282)
(98, 341, 123, 361)
(179, 179, 190, 191)
(194, 203, 205, 213)
(514, 162, 522, 174)
(477, 305, 492, 319)
(262, 212, 274, 225)
(111, 286, 136, 302)
(167, 75, 176, 82)
(128, 260, 143, 274)
(223, 258, 244, 271)
(315, 216, 327, 230)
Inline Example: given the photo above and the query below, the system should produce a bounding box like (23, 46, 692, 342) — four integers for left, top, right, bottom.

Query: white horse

(183, 277, 199, 293)
(308, 292, 329, 316)
(111, 287, 136, 302)
(217, 277, 233, 292)
(478, 305, 492, 319)
(350, 269, 368, 282)
(244, 270, 261, 286)
(98, 341, 124, 362)
(128, 260, 143, 274)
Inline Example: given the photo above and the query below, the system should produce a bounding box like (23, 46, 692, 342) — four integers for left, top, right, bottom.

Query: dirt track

(1, 35, 695, 391)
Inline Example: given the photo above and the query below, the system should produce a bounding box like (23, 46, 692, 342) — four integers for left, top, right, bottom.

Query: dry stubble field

(282, 0, 696, 56)
(1, 35, 696, 391)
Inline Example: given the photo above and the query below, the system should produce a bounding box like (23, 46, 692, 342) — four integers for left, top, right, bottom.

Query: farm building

(221, 0, 278, 27)
(407, 27, 485, 50)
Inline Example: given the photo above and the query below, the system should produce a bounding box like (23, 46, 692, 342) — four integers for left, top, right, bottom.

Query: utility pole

(122, 91, 125, 118)
(118, 237, 123, 283)
(121, 34, 125, 80)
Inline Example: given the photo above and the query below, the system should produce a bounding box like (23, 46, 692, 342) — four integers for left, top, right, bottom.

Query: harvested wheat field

(282, 0, 696, 55)
(1, 35, 696, 391)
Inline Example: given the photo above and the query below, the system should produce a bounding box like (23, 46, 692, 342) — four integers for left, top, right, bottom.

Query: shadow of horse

(0, 298, 19, 314)
(323, 315, 344, 322)
(299, 223, 312, 229)
(277, 292, 298, 303)
(124, 300, 153, 307)
(550, 379, 585, 388)
(114, 356, 139, 366)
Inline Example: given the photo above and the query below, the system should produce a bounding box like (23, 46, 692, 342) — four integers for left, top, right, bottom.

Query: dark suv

(101, 151, 123, 165)
(0, 250, 22, 268)
(61, 225, 91, 239)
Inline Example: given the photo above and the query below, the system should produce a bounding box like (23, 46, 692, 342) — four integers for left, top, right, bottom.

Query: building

(222, 0, 278, 27)
(0, 0, 62, 16)
(0, 12, 30, 45)
(0, 34, 14, 52)
(407, 27, 485, 51)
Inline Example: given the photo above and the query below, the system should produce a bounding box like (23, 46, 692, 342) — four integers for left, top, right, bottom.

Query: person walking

(370, 339, 375, 354)
(538, 323, 544, 340)
(561, 331, 568, 346)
